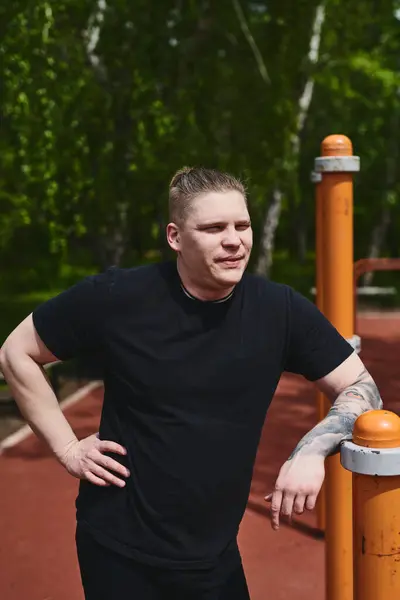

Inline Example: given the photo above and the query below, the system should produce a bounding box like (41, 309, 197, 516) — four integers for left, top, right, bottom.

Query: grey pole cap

(314, 156, 360, 173)
(341, 441, 400, 476)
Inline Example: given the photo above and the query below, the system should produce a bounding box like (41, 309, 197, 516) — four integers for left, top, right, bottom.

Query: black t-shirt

(32, 261, 353, 570)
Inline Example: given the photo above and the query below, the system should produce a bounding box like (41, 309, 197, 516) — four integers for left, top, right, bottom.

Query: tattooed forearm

(341, 367, 383, 410)
(288, 368, 383, 460)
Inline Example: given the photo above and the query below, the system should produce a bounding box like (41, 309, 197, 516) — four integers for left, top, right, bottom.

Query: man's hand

(265, 455, 325, 530)
(58, 434, 130, 488)
(265, 354, 383, 531)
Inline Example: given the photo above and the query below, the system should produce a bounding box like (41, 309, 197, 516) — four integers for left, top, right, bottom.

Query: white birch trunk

(83, 2, 130, 267)
(84, 0, 107, 76)
(362, 206, 392, 286)
(254, 188, 283, 276)
(362, 88, 399, 286)
(253, 2, 326, 275)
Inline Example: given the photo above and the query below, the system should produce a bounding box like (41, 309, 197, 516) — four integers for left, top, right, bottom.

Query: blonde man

(1, 167, 382, 599)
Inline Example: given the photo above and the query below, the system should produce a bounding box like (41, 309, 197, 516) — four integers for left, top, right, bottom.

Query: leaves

(1, 0, 400, 290)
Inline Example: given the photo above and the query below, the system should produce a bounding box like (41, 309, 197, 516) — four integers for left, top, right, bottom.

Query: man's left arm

(266, 352, 383, 530)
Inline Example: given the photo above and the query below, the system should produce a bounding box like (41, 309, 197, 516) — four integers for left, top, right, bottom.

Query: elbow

(0, 343, 12, 379)
(368, 377, 384, 411)
(0, 341, 24, 380)
(0, 344, 7, 373)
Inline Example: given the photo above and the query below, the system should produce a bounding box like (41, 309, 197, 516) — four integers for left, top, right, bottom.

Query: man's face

(170, 190, 253, 290)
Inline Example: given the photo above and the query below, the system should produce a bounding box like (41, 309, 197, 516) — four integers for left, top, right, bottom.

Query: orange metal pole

(341, 410, 400, 599)
(315, 171, 323, 314)
(313, 170, 330, 533)
(315, 135, 360, 600)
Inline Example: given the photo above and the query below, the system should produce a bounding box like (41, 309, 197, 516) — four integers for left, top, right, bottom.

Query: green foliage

(1, 0, 400, 301)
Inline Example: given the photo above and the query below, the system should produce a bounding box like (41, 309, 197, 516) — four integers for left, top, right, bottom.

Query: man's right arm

(0, 314, 129, 487)
(0, 314, 79, 459)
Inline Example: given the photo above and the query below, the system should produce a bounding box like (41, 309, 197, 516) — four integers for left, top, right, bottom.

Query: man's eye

(205, 226, 222, 232)
(236, 224, 249, 231)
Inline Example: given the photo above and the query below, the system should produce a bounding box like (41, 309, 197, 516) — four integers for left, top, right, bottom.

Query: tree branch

(83, 0, 108, 82)
(232, 0, 270, 85)
(292, 2, 326, 153)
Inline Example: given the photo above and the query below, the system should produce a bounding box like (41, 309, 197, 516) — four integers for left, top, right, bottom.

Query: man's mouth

(217, 255, 244, 264)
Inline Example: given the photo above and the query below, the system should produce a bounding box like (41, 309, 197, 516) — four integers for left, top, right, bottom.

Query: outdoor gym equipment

(312, 134, 400, 600)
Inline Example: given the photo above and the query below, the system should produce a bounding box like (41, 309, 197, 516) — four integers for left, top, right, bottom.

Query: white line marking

(0, 380, 103, 453)
(358, 312, 400, 319)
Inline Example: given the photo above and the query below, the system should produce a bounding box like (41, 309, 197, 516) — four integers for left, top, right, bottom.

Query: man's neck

(176, 258, 235, 302)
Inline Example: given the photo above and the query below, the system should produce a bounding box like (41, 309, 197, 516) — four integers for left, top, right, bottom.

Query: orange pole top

(353, 410, 400, 448)
(321, 135, 353, 156)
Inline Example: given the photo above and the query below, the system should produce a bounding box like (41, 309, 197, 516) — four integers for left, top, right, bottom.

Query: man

(0, 167, 382, 600)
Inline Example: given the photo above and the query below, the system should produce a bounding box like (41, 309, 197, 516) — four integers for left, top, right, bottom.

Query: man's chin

(216, 267, 245, 286)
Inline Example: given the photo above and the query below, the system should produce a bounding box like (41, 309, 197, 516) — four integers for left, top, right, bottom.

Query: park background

(2, 2, 400, 599)
(2, 0, 400, 339)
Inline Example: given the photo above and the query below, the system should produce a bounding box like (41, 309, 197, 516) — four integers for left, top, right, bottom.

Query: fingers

(266, 491, 315, 529)
(99, 440, 127, 456)
(293, 494, 306, 515)
(281, 492, 295, 523)
(305, 494, 317, 511)
(269, 489, 283, 530)
(88, 461, 127, 487)
(85, 439, 130, 487)
(94, 451, 130, 479)
(266, 488, 295, 531)
(85, 471, 111, 487)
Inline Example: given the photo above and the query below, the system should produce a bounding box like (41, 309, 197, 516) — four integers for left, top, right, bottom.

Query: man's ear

(166, 222, 181, 252)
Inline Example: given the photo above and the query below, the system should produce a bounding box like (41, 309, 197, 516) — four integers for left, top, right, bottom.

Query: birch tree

(231, 1, 326, 276)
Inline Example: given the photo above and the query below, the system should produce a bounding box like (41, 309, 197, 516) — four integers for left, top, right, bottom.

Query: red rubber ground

(1, 314, 399, 600)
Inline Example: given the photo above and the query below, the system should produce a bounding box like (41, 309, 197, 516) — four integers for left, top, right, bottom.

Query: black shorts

(76, 525, 251, 600)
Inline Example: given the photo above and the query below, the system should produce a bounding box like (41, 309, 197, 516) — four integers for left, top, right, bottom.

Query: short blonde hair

(169, 167, 247, 225)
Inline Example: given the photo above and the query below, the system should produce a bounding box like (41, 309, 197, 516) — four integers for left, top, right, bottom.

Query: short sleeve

(32, 270, 114, 361)
(284, 287, 354, 381)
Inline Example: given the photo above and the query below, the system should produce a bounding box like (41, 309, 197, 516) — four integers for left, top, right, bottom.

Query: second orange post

(314, 135, 360, 600)
(341, 410, 400, 600)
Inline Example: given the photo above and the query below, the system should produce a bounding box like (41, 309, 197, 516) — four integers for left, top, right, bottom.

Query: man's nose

(221, 227, 241, 246)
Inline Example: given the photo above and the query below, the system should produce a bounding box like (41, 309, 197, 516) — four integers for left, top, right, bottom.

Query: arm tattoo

(288, 367, 383, 460)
